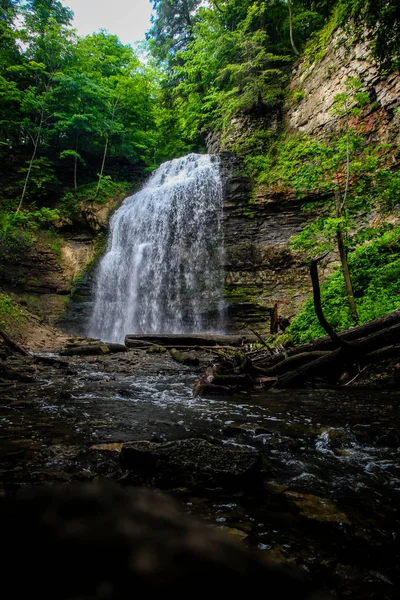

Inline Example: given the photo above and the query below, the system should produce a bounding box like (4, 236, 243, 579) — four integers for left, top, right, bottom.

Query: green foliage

(0, 205, 61, 268)
(0, 1, 158, 215)
(147, 0, 202, 66)
(59, 177, 129, 219)
(289, 227, 400, 343)
(338, 0, 400, 71)
(0, 293, 25, 329)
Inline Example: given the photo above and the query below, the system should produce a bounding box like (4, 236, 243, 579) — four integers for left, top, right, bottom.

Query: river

(1, 349, 398, 598)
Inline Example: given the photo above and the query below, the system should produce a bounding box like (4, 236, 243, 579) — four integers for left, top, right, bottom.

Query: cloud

(61, 0, 153, 46)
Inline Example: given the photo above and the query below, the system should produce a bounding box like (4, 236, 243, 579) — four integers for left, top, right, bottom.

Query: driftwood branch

(310, 253, 350, 350)
(250, 329, 274, 355)
(193, 309, 400, 394)
(0, 328, 29, 356)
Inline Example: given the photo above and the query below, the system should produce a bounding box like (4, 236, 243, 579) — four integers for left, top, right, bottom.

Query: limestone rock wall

(0, 234, 95, 327)
(286, 29, 400, 146)
(219, 154, 318, 334)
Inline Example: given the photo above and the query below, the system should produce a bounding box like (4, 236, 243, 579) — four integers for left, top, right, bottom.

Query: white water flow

(87, 154, 226, 343)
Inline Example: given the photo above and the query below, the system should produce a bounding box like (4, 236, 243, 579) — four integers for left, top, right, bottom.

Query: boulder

(169, 348, 200, 366)
(120, 438, 262, 490)
(106, 343, 128, 353)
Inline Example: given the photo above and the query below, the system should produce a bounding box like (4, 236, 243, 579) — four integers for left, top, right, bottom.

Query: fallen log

(59, 344, 110, 357)
(362, 344, 400, 363)
(274, 349, 342, 389)
(0, 328, 29, 356)
(33, 355, 69, 368)
(253, 309, 400, 371)
(274, 323, 400, 388)
(125, 334, 258, 349)
(0, 362, 36, 383)
(260, 351, 332, 377)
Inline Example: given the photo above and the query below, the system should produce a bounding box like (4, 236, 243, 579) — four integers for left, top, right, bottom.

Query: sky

(60, 0, 154, 46)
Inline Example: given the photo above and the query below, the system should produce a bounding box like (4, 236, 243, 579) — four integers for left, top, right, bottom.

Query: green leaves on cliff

(147, 0, 337, 146)
(338, 0, 400, 70)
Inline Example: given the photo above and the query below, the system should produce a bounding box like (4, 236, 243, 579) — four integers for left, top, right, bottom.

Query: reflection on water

(1, 353, 399, 598)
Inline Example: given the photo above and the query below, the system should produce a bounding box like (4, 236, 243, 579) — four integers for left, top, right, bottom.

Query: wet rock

(224, 527, 248, 541)
(8, 400, 35, 409)
(223, 423, 273, 437)
(146, 345, 166, 354)
(169, 349, 200, 366)
(59, 344, 110, 357)
(120, 438, 262, 490)
(90, 443, 124, 453)
(0, 396, 15, 405)
(284, 491, 350, 525)
(106, 343, 128, 353)
(353, 425, 400, 448)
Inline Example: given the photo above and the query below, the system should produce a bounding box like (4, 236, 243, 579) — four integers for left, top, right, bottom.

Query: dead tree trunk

(288, 0, 300, 55)
(0, 328, 29, 356)
(310, 253, 350, 349)
(16, 109, 44, 214)
(335, 189, 358, 323)
(270, 303, 279, 335)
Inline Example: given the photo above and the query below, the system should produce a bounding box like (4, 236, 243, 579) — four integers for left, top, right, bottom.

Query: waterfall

(87, 153, 225, 343)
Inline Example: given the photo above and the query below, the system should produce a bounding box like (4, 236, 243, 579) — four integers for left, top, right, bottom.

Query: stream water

(1, 351, 399, 597)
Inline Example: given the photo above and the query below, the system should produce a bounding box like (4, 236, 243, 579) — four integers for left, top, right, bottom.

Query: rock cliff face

(219, 154, 317, 334)
(0, 233, 95, 327)
(212, 28, 399, 334)
(286, 29, 400, 147)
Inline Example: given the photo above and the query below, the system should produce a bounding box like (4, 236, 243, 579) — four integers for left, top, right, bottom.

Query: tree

(328, 77, 370, 322)
(147, 0, 202, 65)
(288, 0, 300, 55)
(13, 1, 75, 211)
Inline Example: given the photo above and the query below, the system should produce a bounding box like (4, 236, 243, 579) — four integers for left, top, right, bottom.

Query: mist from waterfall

(87, 154, 225, 343)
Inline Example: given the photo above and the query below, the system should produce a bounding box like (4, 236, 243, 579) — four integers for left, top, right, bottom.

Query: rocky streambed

(0, 347, 399, 598)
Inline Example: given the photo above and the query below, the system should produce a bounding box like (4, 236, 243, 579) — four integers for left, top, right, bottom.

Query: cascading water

(87, 154, 225, 343)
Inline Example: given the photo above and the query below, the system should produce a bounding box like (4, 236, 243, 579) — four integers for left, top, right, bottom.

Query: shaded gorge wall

(218, 153, 315, 334)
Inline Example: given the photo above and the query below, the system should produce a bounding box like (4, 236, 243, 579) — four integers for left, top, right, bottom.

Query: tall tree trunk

(335, 189, 359, 323)
(288, 0, 300, 56)
(95, 101, 117, 198)
(310, 252, 350, 349)
(95, 134, 109, 198)
(74, 134, 79, 193)
(16, 109, 44, 213)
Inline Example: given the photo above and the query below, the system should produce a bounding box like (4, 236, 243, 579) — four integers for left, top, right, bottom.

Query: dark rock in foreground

(120, 438, 262, 490)
(2, 483, 315, 597)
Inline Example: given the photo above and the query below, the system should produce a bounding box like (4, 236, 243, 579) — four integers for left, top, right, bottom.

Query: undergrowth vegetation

(0, 292, 26, 330)
(289, 227, 400, 343)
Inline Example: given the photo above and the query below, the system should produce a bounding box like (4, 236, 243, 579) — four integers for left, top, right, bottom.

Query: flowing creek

(1, 350, 399, 598)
